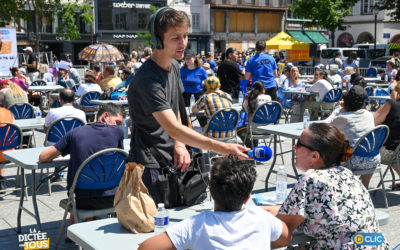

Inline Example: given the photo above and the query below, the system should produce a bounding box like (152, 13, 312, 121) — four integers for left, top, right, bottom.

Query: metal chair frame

(8, 103, 36, 147)
(79, 91, 101, 123)
(319, 88, 342, 119)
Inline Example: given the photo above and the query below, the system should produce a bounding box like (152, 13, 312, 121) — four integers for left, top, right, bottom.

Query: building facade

(335, 0, 400, 47)
(207, 0, 288, 53)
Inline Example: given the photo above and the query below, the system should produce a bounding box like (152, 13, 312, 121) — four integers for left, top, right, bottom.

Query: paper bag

(114, 162, 157, 233)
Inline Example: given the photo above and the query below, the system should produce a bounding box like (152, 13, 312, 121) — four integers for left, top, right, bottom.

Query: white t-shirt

(166, 206, 282, 250)
(309, 79, 333, 102)
(44, 104, 87, 128)
(76, 82, 102, 97)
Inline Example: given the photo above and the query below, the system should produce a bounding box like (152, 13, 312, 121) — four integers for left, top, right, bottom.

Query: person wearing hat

(180, 49, 208, 107)
(57, 60, 81, 89)
(21, 46, 40, 82)
(192, 76, 234, 137)
(245, 40, 278, 100)
(324, 85, 378, 188)
(327, 64, 342, 88)
(348, 73, 366, 90)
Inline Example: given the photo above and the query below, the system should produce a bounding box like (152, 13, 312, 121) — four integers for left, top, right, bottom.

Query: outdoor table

(364, 77, 384, 83)
(368, 95, 391, 102)
(28, 85, 65, 111)
(2, 139, 131, 233)
(299, 75, 313, 79)
(367, 82, 390, 88)
(15, 118, 45, 130)
(90, 99, 128, 106)
(281, 90, 317, 123)
(67, 190, 389, 250)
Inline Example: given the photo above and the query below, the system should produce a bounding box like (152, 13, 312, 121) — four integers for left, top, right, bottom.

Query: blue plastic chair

(81, 91, 101, 108)
(366, 67, 378, 77)
(30, 80, 47, 86)
(375, 88, 390, 105)
(319, 88, 342, 119)
(350, 125, 389, 208)
(365, 86, 374, 103)
(204, 108, 240, 141)
(45, 117, 85, 146)
(8, 103, 35, 120)
(0, 123, 25, 196)
(55, 148, 128, 249)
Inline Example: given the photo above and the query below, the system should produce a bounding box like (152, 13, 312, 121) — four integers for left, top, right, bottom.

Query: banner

(286, 49, 311, 62)
(0, 28, 18, 77)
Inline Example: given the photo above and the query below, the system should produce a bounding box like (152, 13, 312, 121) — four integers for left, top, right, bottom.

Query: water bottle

(384, 74, 388, 82)
(190, 95, 195, 107)
(35, 107, 42, 121)
(303, 109, 310, 128)
(238, 91, 243, 104)
(154, 203, 169, 234)
(276, 165, 287, 203)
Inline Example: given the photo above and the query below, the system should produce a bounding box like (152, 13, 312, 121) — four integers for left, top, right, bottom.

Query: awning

(288, 31, 313, 43)
(305, 31, 329, 44)
(266, 31, 309, 50)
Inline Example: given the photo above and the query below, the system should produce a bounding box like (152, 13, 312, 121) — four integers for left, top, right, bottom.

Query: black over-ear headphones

(150, 7, 173, 50)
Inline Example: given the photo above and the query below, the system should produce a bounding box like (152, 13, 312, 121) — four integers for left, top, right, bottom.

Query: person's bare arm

(39, 146, 61, 162)
(138, 232, 176, 250)
(174, 111, 191, 171)
(153, 109, 250, 159)
(245, 72, 252, 81)
(271, 221, 292, 247)
(191, 104, 199, 114)
(270, 214, 305, 247)
(374, 101, 391, 126)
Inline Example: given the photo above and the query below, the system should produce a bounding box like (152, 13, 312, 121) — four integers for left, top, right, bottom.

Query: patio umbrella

(78, 44, 124, 63)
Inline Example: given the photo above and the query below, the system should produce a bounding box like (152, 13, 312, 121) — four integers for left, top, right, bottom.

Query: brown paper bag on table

(114, 162, 157, 233)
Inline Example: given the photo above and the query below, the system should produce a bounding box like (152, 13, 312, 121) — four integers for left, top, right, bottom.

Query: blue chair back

(366, 67, 378, 77)
(9, 103, 34, 120)
(73, 148, 127, 190)
(365, 86, 374, 103)
(251, 101, 282, 125)
(353, 125, 389, 158)
(71, 85, 79, 93)
(375, 88, 390, 105)
(30, 80, 47, 86)
(81, 91, 101, 108)
(0, 123, 22, 151)
(206, 108, 239, 133)
(322, 88, 342, 103)
(46, 117, 85, 145)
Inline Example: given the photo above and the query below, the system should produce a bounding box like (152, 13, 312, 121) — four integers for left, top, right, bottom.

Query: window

(115, 13, 127, 29)
(138, 13, 147, 29)
(192, 13, 200, 29)
(361, 0, 375, 15)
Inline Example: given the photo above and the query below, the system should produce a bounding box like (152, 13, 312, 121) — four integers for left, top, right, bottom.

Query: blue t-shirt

(180, 67, 208, 93)
(343, 60, 359, 71)
(245, 53, 277, 89)
(55, 122, 124, 197)
(208, 60, 217, 71)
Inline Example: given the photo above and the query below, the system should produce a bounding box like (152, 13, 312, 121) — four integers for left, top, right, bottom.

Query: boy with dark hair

(139, 156, 290, 249)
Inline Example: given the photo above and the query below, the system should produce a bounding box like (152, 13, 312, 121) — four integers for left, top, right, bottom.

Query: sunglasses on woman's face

(296, 138, 317, 152)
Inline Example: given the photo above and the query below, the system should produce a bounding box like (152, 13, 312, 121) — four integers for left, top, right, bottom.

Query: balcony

(206, 0, 288, 9)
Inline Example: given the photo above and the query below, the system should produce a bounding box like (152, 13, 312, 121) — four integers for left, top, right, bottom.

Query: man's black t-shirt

(217, 60, 242, 94)
(128, 59, 184, 168)
(27, 54, 39, 73)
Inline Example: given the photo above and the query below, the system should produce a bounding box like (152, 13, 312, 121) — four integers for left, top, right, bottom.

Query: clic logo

(353, 233, 384, 246)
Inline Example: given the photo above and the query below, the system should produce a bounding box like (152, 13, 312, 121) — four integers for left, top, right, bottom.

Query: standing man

(328, 51, 343, 70)
(128, 7, 249, 204)
(245, 41, 278, 100)
(21, 47, 39, 82)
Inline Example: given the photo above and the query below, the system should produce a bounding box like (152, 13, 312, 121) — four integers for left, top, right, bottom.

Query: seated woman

(374, 72, 400, 189)
(0, 80, 29, 108)
(281, 66, 305, 122)
(238, 81, 271, 148)
(324, 85, 378, 187)
(9, 67, 29, 91)
(266, 123, 388, 249)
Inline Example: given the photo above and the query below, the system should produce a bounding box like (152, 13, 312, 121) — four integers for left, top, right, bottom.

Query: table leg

(31, 170, 42, 231)
(17, 168, 25, 233)
(265, 134, 277, 191)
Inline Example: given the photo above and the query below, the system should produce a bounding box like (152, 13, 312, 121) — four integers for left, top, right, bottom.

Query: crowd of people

(1, 6, 400, 249)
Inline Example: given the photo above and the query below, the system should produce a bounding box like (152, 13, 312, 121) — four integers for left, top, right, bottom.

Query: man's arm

(153, 109, 250, 159)
(39, 146, 61, 162)
(138, 232, 176, 250)
(174, 111, 191, 171)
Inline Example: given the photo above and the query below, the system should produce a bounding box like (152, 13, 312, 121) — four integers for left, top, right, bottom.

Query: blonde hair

(345, 66, 354, 75)
(40, 64, 49, 74)
(8, 81, 25, 97)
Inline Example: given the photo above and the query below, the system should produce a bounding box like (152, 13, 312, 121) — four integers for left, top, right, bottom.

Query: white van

(319, 48, 366, 66)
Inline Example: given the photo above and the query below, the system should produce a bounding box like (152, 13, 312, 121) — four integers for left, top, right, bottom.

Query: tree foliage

(0, 0, 93, 41)
(289, 0, 358, 46)
(375, 0, 400, 21)
(137, 5, 160, 47)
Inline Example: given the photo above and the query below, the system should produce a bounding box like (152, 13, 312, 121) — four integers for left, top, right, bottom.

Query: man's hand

(224, 143, 251, 160)
(173, 145, 191, 172)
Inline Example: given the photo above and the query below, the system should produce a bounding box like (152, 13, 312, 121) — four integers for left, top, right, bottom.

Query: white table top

(366, 83, 390, 88)
(258, 122, 304, 139)
(28, 85, 64, 92)
(281, 90, 315, 96)
(368, 95, 391, 101)
(364, 77, 384, 83)
(15, 118, 45, 130)
(90, 100, 128, 105)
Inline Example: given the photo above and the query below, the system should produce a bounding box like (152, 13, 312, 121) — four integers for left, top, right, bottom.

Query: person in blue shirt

(180, 49, 208, 107)
(245, 40, 278, 100)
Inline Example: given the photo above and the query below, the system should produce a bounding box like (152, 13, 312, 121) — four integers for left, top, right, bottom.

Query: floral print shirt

(279, 166, 388, 249)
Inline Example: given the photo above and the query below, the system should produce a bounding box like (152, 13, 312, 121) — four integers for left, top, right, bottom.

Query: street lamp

(373, 5, 378, 57)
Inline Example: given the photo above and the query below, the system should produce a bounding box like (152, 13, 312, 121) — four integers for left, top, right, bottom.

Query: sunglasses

(296, 139, 317, 152)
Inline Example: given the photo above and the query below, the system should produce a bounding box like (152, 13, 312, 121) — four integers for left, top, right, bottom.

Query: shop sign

(113, 1, 151, 8)
(113, 34, 138, 39)
(383, 33, 390, 39)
